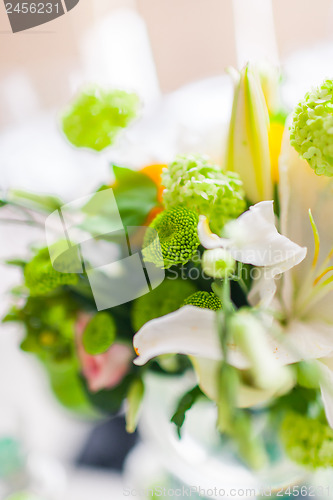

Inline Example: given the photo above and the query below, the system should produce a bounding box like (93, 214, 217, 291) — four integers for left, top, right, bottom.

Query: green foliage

(126, 378, 145, 433)
(62, 87, 139, 151)
(46, 358, 92, 414)
(162, 154, 246, 234)
(112, 165, 159, 227)
(24, 246, 78, 296)
(131, 278, 196, 332)
(80, 166, 159, 236)
(9, 189, 63, 213)
(183, 291, 222, 311)
(290, 79, 333, 176)
(143, 207, 200, 269)
(281, 412, 333, 468)
(82, 312, 116, 355)
(171, 385, 203, 437)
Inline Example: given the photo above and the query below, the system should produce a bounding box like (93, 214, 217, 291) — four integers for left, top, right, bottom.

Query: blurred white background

(1, 0, 333, 498)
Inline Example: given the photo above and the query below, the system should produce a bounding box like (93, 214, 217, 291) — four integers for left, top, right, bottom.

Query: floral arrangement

(3, 67, 333, 472)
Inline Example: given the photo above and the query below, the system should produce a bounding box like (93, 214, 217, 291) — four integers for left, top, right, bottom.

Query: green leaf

(112, 165, 159, 227)
(82, 312, 116, 355)
(126, 378, 145, 433)
(5, 258, 26, 268)
(0, 200, 7, 208)
(9, 189, 63, 213)
(171, 385, 203, 437)
(46, 359, 92, 414)
(62, 87, 140, 152)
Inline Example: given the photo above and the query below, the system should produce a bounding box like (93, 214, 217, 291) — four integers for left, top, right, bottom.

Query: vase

(124, 373, 333, 500)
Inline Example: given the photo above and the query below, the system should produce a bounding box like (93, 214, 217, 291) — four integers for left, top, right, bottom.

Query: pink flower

(76, 313, 133, 393)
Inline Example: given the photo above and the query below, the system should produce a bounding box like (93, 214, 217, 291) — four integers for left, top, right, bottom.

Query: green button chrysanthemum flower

(183, 291, 222, 311)
(24, 247, 78, 296)
(132, 278, 196, 332)
(281, 412, 333, 468)
(290, 79, 333, 176)
(162, 154, 246, 235)
(62, 87, 139, 151)
(143, 206, 200, 269)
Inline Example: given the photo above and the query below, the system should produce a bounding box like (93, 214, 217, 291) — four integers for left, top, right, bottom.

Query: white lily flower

(277, 126, 333, 428)
(198, 200, 307, 306)
(133, 305, 295, 407)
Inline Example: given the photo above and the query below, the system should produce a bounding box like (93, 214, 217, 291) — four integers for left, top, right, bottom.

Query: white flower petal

(248, 272, 277, 307)
(271, 320, 333, 365)
(133, 306, 222, 366)
(133, 306, 247, 368)
(225, 201, 307, 270)
(197, 215, 227, 249)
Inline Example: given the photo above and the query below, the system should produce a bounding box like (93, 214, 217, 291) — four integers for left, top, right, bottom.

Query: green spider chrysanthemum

(290, 79, 333, 176)
(183, 291, 222, 311)
(24, 247, 78, 296)
(143, 207, 200, 269)
(62, 87, 139, 151)
(281, 412, 333, 468)
(162, 154, 246, 235)
(132, 278, 196, 332)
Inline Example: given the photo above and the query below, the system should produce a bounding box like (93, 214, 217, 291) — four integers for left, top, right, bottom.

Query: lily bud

(202, 248, 236, 279)
(225, 64, 273, 203)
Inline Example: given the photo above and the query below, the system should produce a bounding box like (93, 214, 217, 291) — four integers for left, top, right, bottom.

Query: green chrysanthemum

(143, 207, 200, 269)
(162, 154, 246, 234)
(183, 291, 222, 311)
(290, 79, 333, 176)
(132, 278, 196, 332)
(62, 87, 139, 151)
(24, 247, 78, 296)
(281, 412, 333, 468)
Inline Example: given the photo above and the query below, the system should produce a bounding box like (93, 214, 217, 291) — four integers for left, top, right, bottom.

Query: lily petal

(318, 357, 333, 429)
(224, 201, 307, 270)
(272, 320, 333, 366)
(133, 306, 246, 368)
(197, 215, 228, 249)
(199, 201, 307, 277)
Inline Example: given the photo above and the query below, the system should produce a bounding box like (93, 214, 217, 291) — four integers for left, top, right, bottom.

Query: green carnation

(24, 247, 78, 296)
(132, 278, 196, 331)
(62, 87, 139, 151)
(162, 154, 246, 234)
(183, 291, 222, 311)
(281, 412, 333, 468)
(290, 79, 333, 176)
(143, 207, 200, 269)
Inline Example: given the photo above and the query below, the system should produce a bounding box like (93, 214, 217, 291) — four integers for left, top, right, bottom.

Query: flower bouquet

(3, 65, 333, 486)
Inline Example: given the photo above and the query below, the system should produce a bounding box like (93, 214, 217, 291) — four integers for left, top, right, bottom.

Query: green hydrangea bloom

(132, 278, 196, 332)
(24, 247, 78, 296)
(183, 291, 222, 311)
(281, 412, 333, 468)
(162, 154, 246, 234)
(290, 79, 333, 176)
(62, 87, 139, 151)
(143, 207, 200, 269)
